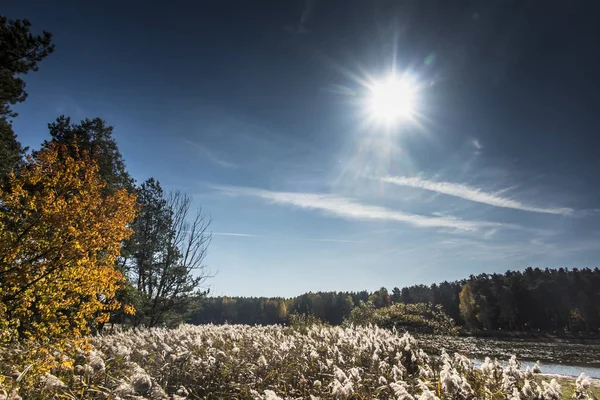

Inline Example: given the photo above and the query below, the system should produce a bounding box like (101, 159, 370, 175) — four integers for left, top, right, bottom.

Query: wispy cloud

(295, 237, 357, 243)
(212, 232, 258, 237)
(212, 231, 356, 243)
(433, 235, 600, 262)
(184, 139, 237, 169)
(381, 176, 573, 216)
(572, 209, 600, 218)
(213, 185, 505, 232)
(284, 0, 314, 34)
(472, 139, 482, 150)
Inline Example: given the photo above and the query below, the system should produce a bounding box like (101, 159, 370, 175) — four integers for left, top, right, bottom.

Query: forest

(192, 267, 600, 334)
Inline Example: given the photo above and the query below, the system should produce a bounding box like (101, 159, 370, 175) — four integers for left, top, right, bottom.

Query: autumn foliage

(0, 143, 137, 343)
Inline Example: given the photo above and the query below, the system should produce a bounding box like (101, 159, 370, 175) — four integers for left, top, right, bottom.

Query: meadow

(1, 324, 598, 399)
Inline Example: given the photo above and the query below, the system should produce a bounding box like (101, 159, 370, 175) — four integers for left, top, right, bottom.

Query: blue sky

(5, 1, 600, 296)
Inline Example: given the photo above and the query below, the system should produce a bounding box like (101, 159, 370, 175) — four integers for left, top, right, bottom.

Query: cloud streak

(213, 185, 505, 232)
(381, 176, 573, 216)
(184, 139, 237, 168)
(212, 232, 258, 237)
(295, 237, 357, 243)
(212, 231, 356, 243)
(284, 0, 314, 34)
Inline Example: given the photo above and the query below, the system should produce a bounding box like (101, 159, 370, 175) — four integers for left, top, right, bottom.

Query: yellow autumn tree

(459, 283, 478, 329)
(0, 142, 137, 343)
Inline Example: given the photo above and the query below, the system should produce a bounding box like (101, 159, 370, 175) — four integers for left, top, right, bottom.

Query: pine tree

(0, 16, 54, 181)
(42, 116, 134, 192)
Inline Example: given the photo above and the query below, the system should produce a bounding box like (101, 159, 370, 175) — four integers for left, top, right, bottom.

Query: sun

(368, 75, 416, 123)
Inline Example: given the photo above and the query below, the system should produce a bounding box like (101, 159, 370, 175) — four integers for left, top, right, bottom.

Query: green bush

(286, 312, 328, 333)
(344, 301, 458, 335)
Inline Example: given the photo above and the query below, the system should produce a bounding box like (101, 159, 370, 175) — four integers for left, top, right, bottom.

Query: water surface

(418, 335, 600, 378)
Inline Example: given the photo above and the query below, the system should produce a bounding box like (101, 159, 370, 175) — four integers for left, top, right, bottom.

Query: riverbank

(462, 329, 600, 341)
(538, 374, 600, 398)
(417, 334, 600, 370)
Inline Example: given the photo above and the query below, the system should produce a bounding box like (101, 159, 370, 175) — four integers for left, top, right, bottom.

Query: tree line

(192, 267, 600, 334)
(0, 16, 211, 343)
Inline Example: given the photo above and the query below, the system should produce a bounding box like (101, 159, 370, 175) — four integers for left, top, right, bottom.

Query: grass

(537, 375, 600, 399)
(2, 324, 599, 399)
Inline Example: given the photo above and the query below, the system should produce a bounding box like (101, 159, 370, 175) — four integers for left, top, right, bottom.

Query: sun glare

(368, 76, 416, 123)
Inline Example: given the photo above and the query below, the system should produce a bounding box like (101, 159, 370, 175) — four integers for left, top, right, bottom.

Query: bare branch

(126, 182, 212, 327)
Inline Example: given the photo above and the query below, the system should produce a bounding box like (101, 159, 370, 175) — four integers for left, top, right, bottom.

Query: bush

(286, 311, 328, 332)
(344, 301, 458, 335)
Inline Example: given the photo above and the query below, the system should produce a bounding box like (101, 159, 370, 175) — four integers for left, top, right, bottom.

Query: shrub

(344, 301, 458, 335)
(287, 311, 328, 332)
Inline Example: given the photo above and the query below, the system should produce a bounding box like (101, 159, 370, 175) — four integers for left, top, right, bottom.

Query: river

(417, 335, 600, 378)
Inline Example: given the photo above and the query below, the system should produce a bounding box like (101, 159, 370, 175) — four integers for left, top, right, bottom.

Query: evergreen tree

(0, 16, 54, 181)
(42, 116, 134, 192)
(0, 119, 26, 181)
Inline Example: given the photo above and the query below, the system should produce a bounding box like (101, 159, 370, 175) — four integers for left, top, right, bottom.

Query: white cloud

(295, 237, 357, 243)
(213, 185, 505, 232)
(212, 232, 258, 237)
(472, 139, 482, 150)
(212, 230, 357, 243)
(381, 176, 573, 216)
